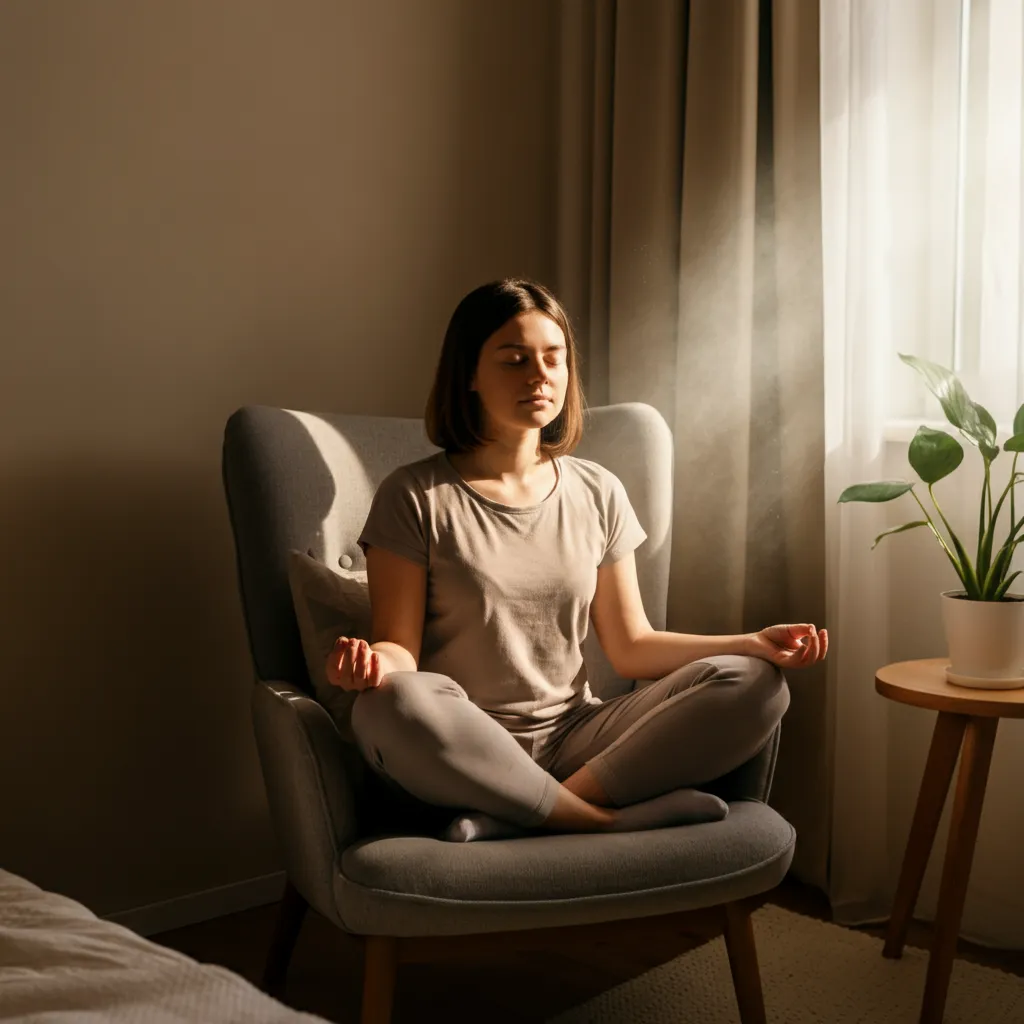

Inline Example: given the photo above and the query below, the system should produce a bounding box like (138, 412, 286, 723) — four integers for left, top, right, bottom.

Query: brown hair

(425, 278, 585, 456)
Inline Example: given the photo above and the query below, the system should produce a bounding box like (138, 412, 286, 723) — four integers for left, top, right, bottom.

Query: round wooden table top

(876, 658, 1024, 717)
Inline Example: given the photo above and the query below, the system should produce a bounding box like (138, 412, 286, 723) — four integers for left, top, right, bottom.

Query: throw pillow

(286, 549, 372, 743)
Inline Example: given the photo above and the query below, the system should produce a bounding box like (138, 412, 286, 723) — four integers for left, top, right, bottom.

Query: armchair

(221, 401, 795, 1024)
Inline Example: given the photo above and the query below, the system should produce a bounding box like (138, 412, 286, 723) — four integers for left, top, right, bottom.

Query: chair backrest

(222, 402, 674, 700)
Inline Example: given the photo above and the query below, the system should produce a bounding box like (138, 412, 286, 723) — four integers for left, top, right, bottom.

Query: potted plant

(839, 353, 1024, 689)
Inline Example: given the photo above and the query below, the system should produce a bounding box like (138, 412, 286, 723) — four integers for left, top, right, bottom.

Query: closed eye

(504, 355, 564, 366)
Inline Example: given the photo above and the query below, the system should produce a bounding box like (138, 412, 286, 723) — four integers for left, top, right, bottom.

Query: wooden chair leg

(883, 711, 967, 959)
(723, 901, 767, 1024)
(262, 880, 309, 996)
(361, 935, 399, 1024)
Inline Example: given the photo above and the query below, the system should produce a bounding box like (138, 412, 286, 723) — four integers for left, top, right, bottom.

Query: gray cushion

(335, 800, 795, 937)
(286, 549, 371, 743)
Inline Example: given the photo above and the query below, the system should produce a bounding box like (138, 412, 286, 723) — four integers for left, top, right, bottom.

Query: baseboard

(104, 871, 288, 937)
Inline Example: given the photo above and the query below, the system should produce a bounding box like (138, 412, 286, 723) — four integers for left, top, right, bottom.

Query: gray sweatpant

(350, 655, 789, 828)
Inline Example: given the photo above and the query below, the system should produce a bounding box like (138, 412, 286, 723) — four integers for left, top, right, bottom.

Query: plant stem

(910, 489, 964, 575)
(924, 485, 982, 598)
(1004, 498, 1024, 545)
(1013, 454, 1019, 530)
(970, 472, 1024, 597)
(979, 462, 990, 571)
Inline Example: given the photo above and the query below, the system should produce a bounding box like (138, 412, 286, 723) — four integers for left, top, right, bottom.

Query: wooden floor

(152, 876, 1024, 1024)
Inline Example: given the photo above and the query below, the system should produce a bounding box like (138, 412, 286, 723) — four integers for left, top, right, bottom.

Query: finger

(329, 648, 347, 687)
(803, 640, 817, 666)
(792, 633, 815, 668)
(802, 627, 826, 667)
(346, 639, 364, 690)
(330, 637, 350, 677)
(355, 639, 370, 681)
(328, 643, 349, 685)
(335, 640, 360, 690)
(341, 645, 360, 688)
(785, 624, 811, 650)
(807, 626, 820, 662)
(368, 651, 382, 687)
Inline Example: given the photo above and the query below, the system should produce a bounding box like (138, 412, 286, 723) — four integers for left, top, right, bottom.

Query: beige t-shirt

(357, 451, 647, 735)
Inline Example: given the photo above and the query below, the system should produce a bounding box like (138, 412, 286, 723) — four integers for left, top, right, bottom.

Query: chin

(515, 404, 560, 425)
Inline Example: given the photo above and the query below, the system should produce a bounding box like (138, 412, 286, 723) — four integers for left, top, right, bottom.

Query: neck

(461, 432, 548, 481)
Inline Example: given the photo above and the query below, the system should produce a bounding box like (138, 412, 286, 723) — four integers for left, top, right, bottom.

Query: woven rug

(549, 905, 1024, 1024)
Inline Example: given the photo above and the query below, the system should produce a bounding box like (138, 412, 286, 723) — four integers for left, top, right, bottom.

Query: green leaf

(899, 353, 983, 439)
(982, 542, 1013, 597)
(975, 402, 1000, 462)
(981, 535, 1024, 597)
(994, 571, 1023, 601)
(908, 427, 964, 484)
(926, 485, 982, 598)
(871, 521, 929, 549)
(838, 481, 915, 503)
(1014, 404, 1024, 438)
(974, 403, 998, 447)
(1004, 434, 1024, 452)
(947, 527, 982, 599)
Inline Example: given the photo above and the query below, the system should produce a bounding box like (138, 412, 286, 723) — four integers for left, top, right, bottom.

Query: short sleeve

(600, 472, 648, 567)
(357, 467, 429, 567)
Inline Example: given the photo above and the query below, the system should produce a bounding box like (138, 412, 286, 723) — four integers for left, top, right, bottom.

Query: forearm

(617, 629, 756, 681)
(370, 641, 417, 677)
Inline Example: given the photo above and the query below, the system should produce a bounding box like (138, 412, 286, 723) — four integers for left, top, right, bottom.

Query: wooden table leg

(919, 716, 998, 1024)
(883, 712, 967, 959)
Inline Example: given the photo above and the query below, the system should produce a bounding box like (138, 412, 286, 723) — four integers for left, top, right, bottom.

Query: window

(887, 0, 1024, 432)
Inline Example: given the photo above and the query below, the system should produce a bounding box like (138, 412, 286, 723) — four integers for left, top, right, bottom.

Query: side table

(876, 658, 1024, 1024)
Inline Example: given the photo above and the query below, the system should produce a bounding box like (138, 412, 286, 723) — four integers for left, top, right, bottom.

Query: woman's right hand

(326, 637, 383, 691)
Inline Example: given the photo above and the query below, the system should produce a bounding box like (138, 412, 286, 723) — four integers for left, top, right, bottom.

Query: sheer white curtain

(822, 0, 1024, 947)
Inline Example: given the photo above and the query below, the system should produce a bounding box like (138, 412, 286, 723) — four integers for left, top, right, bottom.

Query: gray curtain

(556, 0, 830, 887)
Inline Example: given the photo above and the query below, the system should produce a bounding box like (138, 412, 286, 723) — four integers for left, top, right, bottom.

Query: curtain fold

(556, 0, 830, 887)
(820, 0, 896, 921)
(822, 0, 1024, 947)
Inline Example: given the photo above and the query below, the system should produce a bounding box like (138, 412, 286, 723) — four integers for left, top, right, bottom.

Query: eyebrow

(495, 342, 566, 352)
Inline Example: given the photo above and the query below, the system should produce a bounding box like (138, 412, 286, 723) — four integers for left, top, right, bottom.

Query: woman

(326, 278, 828, 842)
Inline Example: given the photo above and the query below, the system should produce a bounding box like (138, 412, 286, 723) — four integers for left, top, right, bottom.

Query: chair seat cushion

(335, 799, 795, 937)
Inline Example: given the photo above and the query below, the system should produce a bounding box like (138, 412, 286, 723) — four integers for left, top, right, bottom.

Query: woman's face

(470, 311, 570, 442)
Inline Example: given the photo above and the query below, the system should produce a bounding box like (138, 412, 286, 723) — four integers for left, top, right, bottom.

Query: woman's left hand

(746, 623, 828, 669)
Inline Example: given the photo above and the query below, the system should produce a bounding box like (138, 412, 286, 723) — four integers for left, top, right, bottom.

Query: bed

(0, 867, 330, 1023)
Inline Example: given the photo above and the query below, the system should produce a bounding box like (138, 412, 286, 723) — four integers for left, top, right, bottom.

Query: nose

(527, 357, 553, 384)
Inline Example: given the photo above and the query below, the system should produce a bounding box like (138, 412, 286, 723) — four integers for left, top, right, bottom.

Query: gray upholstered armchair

(221, 401, 795, 1024)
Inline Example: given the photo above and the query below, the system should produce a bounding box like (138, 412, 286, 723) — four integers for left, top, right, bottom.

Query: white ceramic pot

(941, 589, 1024, 689)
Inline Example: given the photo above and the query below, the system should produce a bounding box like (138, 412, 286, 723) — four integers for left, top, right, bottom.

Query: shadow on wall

(443, 0, 558, 280)
(0, 451, 286, 913)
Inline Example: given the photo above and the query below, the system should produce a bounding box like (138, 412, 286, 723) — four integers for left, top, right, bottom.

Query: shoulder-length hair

(425, 278, 586, 457)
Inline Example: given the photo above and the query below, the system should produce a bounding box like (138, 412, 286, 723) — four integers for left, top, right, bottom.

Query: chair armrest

(703, 721, 782, 805)
(251, 681, 367, 927)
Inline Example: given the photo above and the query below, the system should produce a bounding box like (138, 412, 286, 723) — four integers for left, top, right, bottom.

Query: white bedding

(0, 868, 330, 1023)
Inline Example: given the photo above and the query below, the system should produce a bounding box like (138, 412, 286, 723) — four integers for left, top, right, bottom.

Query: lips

(521, 395, 551, 403)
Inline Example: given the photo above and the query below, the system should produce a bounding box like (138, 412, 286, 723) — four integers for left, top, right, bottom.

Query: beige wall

(0, 0, 557, 917)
